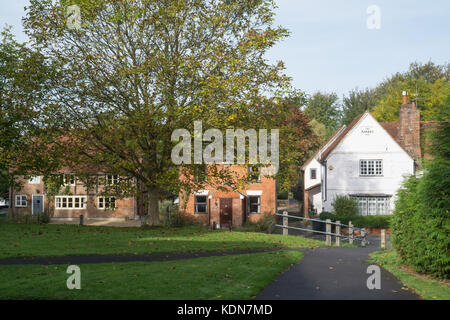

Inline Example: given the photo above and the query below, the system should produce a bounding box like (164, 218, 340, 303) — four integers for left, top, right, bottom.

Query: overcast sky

(1, 0, 449, 97)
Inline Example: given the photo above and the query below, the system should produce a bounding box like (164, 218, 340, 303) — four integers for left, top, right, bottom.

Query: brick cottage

(9, 164, 277, 227)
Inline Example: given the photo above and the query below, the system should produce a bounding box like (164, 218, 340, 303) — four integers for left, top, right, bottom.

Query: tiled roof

(318, 113, 365, 162)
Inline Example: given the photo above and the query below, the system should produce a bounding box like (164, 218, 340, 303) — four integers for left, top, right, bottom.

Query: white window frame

(62, 174, 76, 186)
(352, 196, 390, 216)
(194, 195, 207, 214)
(360, 160, 383, 176)
(310, 168, 317, 180)
(15, 195, 27, 207)
(28, 175, 41, 185)
(248, 196, 261, 214)
(98, 196, 117, 210)
(106, 174, 119, 185)
(55, 196, 87, 210)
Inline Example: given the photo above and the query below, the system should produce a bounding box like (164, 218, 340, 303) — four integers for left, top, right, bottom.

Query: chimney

(402, 91, 408, 104)
(399, 91, 421, 163)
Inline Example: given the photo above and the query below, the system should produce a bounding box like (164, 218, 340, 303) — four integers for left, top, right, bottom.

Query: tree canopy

(19, 0, 316, 223)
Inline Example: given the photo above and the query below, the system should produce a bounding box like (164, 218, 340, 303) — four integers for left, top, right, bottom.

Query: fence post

(326, 219, 331, 245)
(283, 211, 288, 236)
(336, 221, 341, 247)
(349, 221, 354, 245)
(381, 229, 386, 250)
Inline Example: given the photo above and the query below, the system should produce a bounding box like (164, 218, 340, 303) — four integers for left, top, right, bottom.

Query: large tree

(341, 88, 378, 125)
(0, 27, 60, 203)
(372, 61, 449, 122)
(23, 0, 297, 225)
(303, 91, 342, 138)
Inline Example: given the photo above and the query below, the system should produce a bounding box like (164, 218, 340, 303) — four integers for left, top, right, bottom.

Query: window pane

(368, 198, 377, 215)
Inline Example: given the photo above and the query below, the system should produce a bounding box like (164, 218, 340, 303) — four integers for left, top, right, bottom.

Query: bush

(168, 210, 194, 228)
(241, 212, 275, 232)
(392, 173, 449, 279)
(331, 195, 358, 217)
(319, 211, 391, 229)
(391, 120, 450, 279)
(38, 211, 51, 224)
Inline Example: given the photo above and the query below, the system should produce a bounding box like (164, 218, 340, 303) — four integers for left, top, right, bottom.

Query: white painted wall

(304, 158, 321, 189)
(322, 113, 414, 213)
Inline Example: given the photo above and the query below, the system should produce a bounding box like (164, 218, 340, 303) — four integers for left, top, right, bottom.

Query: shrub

(319, 211, 391, 229)
(168, 210, 194, 228)
(38, 211, 51, 224)
(391, 120, 450, 279)
(331, 195, 358, 217)
(242, 212, 275, 232)
(392, 173, 449, 279)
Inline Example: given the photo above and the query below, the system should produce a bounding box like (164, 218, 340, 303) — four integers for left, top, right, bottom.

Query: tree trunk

(145, 188, 160, 226)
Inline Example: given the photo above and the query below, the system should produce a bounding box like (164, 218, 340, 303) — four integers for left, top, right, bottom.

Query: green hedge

(391, 120, 450, 279)
(391, 173, 449, 279)
(319, 211, 392, 229)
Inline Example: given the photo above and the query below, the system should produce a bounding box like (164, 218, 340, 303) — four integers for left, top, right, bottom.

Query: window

(310, 168, 317, 180)
(194, 196, 207, 213)
(352, 196, 390, 216)
(15, 195, 27, 207)
(55, 196, 86, 209)
(62, 174, 76, 186)
(360, 160, 383, 176)
(248, 166, 261, 182)
(249, 196, 261, 213)
(98, 197, 116, 210)
(28, 175, 40, 184)
(106, 174, 119, 185)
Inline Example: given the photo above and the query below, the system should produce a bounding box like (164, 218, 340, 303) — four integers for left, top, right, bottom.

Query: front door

(32, 195, 44, 215)
(220, 198, 233, 226)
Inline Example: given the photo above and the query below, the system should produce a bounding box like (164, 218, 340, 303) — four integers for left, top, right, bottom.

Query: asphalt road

(256, 240, 419, 300)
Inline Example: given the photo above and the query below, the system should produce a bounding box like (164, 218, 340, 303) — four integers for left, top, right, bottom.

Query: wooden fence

(276, 211, 368, 247)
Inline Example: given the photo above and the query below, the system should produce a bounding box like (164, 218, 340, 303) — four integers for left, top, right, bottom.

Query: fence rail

(275, 212, 368, 247)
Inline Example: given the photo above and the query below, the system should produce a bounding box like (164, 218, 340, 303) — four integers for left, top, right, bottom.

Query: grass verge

(370, 250, 450, 300)
(0, 250, 302, 300)
(0, 223, 322, 259)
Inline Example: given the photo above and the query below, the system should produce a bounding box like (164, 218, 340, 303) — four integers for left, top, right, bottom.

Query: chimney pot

(402, 91, 408, 104)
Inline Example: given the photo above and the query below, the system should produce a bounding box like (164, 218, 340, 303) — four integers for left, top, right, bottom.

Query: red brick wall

(180, 165, 276, 227)
(399, 104, 421, 163)
(11, 176, 135, 219)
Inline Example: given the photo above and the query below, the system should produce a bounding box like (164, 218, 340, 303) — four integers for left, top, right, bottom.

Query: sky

(1, 0, 449, 97)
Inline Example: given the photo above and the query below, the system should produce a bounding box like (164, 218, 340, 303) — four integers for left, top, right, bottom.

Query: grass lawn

(370, 250, 450, 300)
(0, 251, 302, 300)
(0, 223, 323, 259)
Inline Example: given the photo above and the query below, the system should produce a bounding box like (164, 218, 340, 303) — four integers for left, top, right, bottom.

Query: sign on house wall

(360, 126, 374, 136)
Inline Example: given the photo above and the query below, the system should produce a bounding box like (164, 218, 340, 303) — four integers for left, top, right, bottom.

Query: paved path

(0, 248, 279, 266)
(256, 242, 419, 300)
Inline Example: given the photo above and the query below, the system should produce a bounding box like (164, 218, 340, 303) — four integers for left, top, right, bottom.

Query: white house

(301, 92, 429, 216)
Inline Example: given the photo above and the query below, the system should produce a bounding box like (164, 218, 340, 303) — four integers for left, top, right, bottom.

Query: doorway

(220, 198, 232, 226)
(32, 195, 44, 215)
